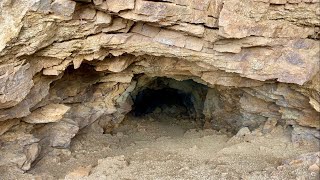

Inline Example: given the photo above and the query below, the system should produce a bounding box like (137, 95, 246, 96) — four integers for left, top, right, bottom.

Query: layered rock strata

(0, 0, 319, 172)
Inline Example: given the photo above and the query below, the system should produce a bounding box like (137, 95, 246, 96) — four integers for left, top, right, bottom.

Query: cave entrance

(133, 87, 194, 118)
(129, 76, 208, 121)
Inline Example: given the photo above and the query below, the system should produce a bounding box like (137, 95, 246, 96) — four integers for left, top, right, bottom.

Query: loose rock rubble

(2, 113, 318, 179)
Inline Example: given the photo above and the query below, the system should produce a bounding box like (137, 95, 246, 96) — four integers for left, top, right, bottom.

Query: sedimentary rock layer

(0, 0, 319, 172)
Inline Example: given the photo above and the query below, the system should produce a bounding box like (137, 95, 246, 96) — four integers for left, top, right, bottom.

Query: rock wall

(0, 0, 319, 172)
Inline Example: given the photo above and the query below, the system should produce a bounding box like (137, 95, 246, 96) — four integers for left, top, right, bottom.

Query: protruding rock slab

(23, 104, 70, 124)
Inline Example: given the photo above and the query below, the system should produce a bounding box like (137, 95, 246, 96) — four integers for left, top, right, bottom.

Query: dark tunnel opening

(132, 87, 196, 118)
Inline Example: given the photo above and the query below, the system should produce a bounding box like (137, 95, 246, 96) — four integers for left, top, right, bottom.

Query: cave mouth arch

(129, 76, 208, 121)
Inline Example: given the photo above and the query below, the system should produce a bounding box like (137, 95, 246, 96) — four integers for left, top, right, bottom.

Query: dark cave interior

(132, 87, 195, 117)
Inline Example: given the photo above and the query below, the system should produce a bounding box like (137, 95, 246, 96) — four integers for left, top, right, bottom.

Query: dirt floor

(15, 111, 317, 180)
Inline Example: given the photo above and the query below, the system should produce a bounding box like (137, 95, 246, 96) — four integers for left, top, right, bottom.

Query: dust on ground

(18, 113, 320, 179)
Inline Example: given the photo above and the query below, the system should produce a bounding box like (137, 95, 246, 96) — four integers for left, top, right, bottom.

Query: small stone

(277, 165, 285, 170)
(43, 69, 60, 76)
(178, 166, 190, 172)
(221, 172, 228, 176)
(65, 165, 92, 179)
(309, 164, 320, 172)
(93, 0, 103, 5)
(236, 127, 251, 137)
(189, 145, 198, 151)
(289, 159, 303, 166)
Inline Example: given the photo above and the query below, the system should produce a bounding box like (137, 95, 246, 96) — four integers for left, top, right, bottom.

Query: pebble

(277, 165, 285, 170)
(236, 127, 251, 137)
(289, 159, 303, 166)
(308, 164, 319, 172)
(65, 165, 92, 179)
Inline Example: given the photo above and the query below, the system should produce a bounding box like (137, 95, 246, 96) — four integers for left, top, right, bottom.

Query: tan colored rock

(240, 93, 279, 117)
(201, 71, 264, 87)
(213, 43, 242, 53)
(0, 119, 20, 136)
(89, 155, 128, 177)
(100, 73, 133, 83)
(0, 0, 38, 53)
(168, 23, 205, 37)
(309, 97, 320, 112)
(51, 0, 76, 19)
(131, 23, 161, 38)
(0, 62, 34, 109)
(133, 0, 180, 22)
(102, 17, 133, 33)
(218, 0, 316, 39)
(65, 166, 92, 179)
(154, 29, 186, 48)
(185, 36, 204, 51)
(0, 0, 319, 173)
(236, 127, 251, 137)
(203, 29, 220, 43)
(262, 118, 278, 133)
(95, 56, 134, 72)
(98, 0, 135, 13)
(207, 0, 223, 18)
(95, 11, 112, 26)
(49, 118, 80, 148)
(79, 7, 96, 20)
(0, 123, 40, 172)
(309, 164, 320, 172)
(291, 126, 320, 146)
(23, 104, 70, 124)
(21, 143, 40, 171)
(0, 74, 59, 122)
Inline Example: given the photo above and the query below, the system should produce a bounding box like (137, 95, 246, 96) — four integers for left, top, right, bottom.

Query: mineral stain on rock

(286, 52, 304, 65)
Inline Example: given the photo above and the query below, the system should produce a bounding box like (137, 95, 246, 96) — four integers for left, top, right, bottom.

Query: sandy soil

(20, 112, 318, 180)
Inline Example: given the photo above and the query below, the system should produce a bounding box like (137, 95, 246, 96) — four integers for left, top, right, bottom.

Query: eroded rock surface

(0, 0, 319, 176)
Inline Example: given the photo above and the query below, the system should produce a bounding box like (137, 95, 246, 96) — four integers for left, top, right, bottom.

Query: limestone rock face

(0, 0, 319, 172)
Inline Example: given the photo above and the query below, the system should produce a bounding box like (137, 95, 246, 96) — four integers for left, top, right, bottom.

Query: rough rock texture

(0, 0, 319, 173)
